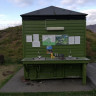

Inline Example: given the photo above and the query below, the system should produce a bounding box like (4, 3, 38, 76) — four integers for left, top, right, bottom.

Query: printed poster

(56, 35, 68, 45)
(32, 41, 40, 47)
(69, 36, 74, 44)
(26, 35, 32, 42)
(32, 34, 40, 47)
(75, 36, 80, 44)
(42, 35, 56, 45)
(33, 34, 39, 41)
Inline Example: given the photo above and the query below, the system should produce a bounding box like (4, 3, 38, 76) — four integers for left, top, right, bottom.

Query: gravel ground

(0, 64, 95, 92)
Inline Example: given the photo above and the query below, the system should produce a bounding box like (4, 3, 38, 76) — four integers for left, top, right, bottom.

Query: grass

(0, 64, 22, 88)
(86, 29, 96, 62)
(0, 26, 22, 64)
(0, 91, 96, 96)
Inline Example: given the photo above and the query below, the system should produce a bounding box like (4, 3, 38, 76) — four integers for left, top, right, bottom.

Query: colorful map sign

(56, 35, 68, 45)
(42, 35, 56, 45)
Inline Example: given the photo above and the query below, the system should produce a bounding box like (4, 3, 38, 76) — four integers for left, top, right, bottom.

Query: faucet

(38, 51, 41, 59)
(68, 50, 72, 58)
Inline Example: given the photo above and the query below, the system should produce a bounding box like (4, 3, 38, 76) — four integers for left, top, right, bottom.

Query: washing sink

(65, 57, 77, 60)
(33, 57, 46, 61)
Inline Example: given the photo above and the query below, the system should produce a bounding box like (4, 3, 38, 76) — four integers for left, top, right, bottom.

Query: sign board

(75, 36, 80, 44)
(42, 35, 56, 45)
(46, 27, 64, 31)
(26, 35, 32, 42)
(56, 35, 68, 45)
(32, 41, 40, 47)
(33, 34, 39, 41)
(32, 34, 40, 47)
(69, 36, 74, 44)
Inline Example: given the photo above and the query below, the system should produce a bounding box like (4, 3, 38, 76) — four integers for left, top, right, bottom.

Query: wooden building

(21, 6, 89, 84)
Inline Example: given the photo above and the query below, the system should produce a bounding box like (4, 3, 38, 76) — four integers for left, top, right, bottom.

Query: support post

(82, 63, 87, 85)
(24, 64, 29, 79)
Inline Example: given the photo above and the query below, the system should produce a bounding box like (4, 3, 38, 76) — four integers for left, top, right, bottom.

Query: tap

(68, 50, 72, 58)
(38, 51, 41, 59)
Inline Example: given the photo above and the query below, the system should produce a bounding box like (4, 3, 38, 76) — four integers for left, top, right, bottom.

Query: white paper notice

(32, 41, 40, 47)
(75, 36, 80, 44)
(69, 36, 74, 44)
(33, 34, 39, 41)
(26, 35, 32, 42)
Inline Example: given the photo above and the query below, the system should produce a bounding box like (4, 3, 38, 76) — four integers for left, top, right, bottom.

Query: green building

(21, 6, 89, 85)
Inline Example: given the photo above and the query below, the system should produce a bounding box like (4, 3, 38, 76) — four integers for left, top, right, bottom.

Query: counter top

(22, 57, 90, 64)
(22, 57, 90, 61)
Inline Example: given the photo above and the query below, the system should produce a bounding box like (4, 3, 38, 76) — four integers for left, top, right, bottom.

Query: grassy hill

(86, 29, 96, 61)
(0, 26, 22, 63)
(0, 26, 96, 63)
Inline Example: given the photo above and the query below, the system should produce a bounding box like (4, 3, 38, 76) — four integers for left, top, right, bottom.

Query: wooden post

(82, 63, 87, 85)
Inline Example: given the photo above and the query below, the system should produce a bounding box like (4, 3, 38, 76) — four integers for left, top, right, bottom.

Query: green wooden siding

(22, 20, 86, 58)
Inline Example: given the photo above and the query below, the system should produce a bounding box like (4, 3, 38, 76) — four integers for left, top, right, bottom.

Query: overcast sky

(0, 0, 96, 30)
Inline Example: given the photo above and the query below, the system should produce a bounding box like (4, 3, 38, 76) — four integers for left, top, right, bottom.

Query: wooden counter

(22, 57, 89, 64)
(22, 57, 90, 85)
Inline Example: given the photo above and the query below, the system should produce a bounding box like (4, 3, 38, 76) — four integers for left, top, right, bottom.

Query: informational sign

(56, 35, 68, 45)
(33, 34, 39, 41)
(42, 35, 55, 45)
(75, 36, 80, 44)
(26, 35, 32, 42)
(32, 41, 40, 47)
(32, 34, 40, 47)
(68, 36, 74, 44)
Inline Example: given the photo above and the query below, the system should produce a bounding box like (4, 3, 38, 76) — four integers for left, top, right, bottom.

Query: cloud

(61, 0, 95, 5)
(61, 0, 73, 5)
(0, 20, 21, 30)
(60, 0, 96, 10)
(8, 0, 34, 7)
(77, 0, 85, 4)
(0, 14, 21, 30)
(38, 0, 48, 6)
(59, 0, 96, 25)
(0, 14, 6, 20)
(0, 14, 6, 17)
(81, 9, 96, 25)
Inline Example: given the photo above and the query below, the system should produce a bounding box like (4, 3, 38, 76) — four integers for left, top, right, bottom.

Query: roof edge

(20, 6, 88, 17)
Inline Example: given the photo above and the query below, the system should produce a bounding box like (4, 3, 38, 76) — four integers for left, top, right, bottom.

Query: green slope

(86, 29, 96, 61)
(0, 26, 22, 63)
(0, 26, 96, 63)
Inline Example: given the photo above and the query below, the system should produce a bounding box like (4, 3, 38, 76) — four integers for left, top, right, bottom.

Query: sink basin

(33, 57, 46, 61)
(65, 57, 77, 60)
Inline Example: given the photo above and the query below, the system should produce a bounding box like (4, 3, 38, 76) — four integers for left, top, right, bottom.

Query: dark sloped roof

(21, 6, 87, 16)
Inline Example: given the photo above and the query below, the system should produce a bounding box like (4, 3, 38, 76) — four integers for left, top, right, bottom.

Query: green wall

(22, 20, 86, 58)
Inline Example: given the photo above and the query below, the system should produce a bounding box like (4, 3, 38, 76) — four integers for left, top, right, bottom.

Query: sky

(0, 0, 96, 30)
